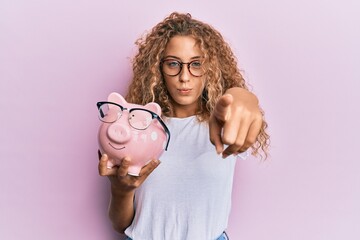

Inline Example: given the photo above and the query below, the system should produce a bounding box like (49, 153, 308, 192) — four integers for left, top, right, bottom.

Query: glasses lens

(129, 109, 153, 130)
(162, 59, 204, 77)
(162, 60, 181, 76)
(188, 60, 204, 77)
(98, 103, 121, 123)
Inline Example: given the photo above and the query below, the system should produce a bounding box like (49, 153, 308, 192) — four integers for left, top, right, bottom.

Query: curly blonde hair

(126, 12, 270, 158)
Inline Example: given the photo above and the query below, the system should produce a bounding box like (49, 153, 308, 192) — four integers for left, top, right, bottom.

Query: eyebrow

(163, 55, 202, 61)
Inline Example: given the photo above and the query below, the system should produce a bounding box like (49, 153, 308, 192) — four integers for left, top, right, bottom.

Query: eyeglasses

(161, 59, 205, 77)
(96, 101, 171, 150)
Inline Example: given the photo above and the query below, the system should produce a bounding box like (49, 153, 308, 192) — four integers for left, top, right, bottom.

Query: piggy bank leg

(127, 165, 141, 176)
(107, 160, 115, 169)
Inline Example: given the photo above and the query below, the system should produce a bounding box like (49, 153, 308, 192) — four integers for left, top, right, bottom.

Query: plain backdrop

(1, 0, 359, 239)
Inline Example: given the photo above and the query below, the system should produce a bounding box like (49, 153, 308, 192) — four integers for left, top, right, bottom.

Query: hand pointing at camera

(209, 87, 263, 158)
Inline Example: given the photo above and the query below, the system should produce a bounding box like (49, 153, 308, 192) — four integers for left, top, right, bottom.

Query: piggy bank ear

(144, 102, 162, 116)
(108, 92, 127, 106)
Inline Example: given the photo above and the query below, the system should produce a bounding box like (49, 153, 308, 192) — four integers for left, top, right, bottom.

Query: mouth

(177, 88, 192, 94)
(108, 142, 125, 150)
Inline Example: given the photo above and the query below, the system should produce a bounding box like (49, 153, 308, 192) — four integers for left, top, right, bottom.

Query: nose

(179, 64, 191, 82)
(107, 123, 131, 143)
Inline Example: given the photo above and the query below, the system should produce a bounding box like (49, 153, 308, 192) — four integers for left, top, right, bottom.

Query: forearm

(108, 185, 135, 234)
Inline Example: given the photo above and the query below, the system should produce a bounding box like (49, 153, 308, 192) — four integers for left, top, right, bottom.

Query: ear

(144, 102, 162, 116)
(107, 92, 127, 106)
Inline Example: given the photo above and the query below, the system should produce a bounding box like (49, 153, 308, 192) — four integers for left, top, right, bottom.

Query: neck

(173, 105, 197, 118)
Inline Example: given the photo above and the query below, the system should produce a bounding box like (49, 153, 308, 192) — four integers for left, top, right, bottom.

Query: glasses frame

(97, 101, 171, 151)
(160, 59, 204, 77)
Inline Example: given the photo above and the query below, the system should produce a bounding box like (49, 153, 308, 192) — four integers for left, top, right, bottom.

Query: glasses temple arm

(156, 117, 171, 151)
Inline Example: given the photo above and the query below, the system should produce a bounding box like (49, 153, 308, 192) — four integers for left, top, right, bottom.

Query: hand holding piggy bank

(97, 92, 170, 176)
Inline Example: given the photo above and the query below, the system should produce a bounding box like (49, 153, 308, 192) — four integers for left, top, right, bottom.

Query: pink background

(1, 0, 359, 239)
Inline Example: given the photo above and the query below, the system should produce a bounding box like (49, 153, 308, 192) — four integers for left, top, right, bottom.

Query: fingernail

(153, 159, 160, 165)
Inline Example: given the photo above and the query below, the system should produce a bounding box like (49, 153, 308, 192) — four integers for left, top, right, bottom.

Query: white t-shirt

(125, 116, 245, 240)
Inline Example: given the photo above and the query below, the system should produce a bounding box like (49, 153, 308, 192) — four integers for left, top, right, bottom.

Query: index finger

(209, 116, 224, 154)
(117, 157, 131, 177)
(213, 94, 233, 122)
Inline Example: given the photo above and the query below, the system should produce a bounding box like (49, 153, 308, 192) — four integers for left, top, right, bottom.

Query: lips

(178, 88, 192, 94)
(108, 142, 125, 150)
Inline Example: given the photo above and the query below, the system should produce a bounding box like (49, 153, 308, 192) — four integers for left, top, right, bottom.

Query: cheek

(196, 79, 206, 94)
(164, 76, 173, 86)
(164, 78, 177, 94)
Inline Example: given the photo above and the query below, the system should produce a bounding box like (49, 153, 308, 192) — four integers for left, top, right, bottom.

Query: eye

(190, 61, 202, 69)
(164, 60, 180, 68)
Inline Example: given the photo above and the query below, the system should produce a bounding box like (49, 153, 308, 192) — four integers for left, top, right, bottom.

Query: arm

(209, 87, 263, 158)
(99, 154, 160, 233)
(108, 186, 135, 233)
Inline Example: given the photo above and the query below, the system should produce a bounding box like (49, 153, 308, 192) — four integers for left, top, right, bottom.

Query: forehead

(164, 36, 203, 60)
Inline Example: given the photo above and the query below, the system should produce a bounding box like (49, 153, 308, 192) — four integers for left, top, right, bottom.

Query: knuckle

(149, 159, 160, 167)
(255, 114, 262, 121)
(222, 135, 235, 145)
(239, 144, 251, 153)
(132, 181, 141, 188)
(234, 105, 246, 114)
(117, 171, 126, 178)
(120, 161, 130, 169)
(252, 112, 263, 123)
(99, 170, 107, 176)
(234, 139, 245, 148)
(244, 139, 253, 148)
(245, 136, 256, 146)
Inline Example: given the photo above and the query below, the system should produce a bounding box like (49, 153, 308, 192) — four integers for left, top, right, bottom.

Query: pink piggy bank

(97, 92, 170, 176)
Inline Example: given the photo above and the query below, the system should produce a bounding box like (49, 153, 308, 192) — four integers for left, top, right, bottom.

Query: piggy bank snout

(107, 123, 131, 143)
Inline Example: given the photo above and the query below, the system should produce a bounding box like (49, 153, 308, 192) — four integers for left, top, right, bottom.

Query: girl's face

(162, 35, 206, 118)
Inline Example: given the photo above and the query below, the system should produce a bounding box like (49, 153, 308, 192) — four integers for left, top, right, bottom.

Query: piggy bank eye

(129, 110, 153, 130)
